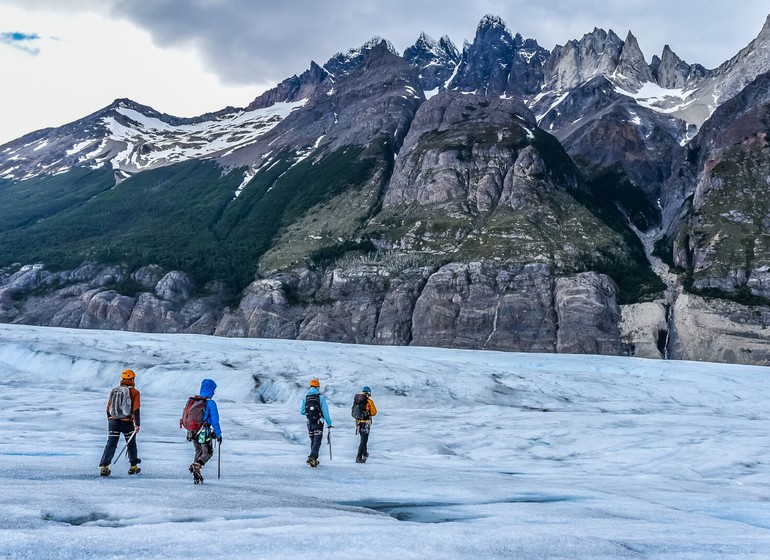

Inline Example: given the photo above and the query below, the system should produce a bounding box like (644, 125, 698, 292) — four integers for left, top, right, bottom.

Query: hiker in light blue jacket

(300, 378, 332, 467)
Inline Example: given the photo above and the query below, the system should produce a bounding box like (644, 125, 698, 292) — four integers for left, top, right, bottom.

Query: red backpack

(180, 396, 208, 432)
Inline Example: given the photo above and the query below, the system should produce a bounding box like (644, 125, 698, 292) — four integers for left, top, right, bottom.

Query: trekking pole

(327, 427, 332, 461)
(114, 430, 137, 465)
(217, 440, 221, 480)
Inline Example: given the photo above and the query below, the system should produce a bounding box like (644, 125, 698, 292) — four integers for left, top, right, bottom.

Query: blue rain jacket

(199, 378, 222, 437)
(300, 387, 333, 426)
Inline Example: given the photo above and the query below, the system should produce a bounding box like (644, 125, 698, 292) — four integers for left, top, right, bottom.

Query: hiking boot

(100, 465, 111, 477)
(355, 457, 364, 463)
(308, 458, 319, 468)
(128, 465, 141, 475)
(189, 462, 203, 484)
(362, 454, 368, 463)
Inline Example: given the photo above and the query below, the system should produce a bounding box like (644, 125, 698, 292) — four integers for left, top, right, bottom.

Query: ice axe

(114, 429, 137, 464)
(327, 426, 333, 461)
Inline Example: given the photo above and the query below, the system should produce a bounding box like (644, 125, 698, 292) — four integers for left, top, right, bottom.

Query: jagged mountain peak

(408, 32, 458, 58)
(362, 38, 403, 67)
(472, 14, 516, 48)
(477, 14, 510, 32)
(619, 30, 647, 62)
(615, 32, 653, 91)
(323, 35, 399, 79)
(361, 35, 399, 55)
(246, 60, 330, 111)
(438, 35, 459, 57)
(108, 98, 145, 111)
(404, 32, 460, 91)
(607, 29, 622, 43)
(661, 12, 770, 126)
(648, 44, 694, 89)
(623, 30, 639, 44)
(567, 27, 622, 50)
(415, 31, 436, 47)
(448, 13, 548, 95)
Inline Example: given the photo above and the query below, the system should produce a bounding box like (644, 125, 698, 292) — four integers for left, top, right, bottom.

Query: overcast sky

(1, 0, 769, 145)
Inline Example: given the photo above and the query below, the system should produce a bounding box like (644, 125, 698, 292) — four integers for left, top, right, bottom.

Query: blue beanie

(361, 386, 371, 394)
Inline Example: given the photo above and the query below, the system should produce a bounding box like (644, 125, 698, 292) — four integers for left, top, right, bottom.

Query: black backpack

(305, 393, 323, 424)
(351, 393, 370, 421)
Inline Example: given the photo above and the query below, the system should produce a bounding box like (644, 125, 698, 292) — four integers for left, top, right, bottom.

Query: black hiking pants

(100, 419, 139, 467)
(356, 422, 371, 460)
(307, 421, 324, 460)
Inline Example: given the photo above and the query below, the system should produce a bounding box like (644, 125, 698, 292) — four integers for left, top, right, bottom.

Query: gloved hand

(216, 436, 222, 444)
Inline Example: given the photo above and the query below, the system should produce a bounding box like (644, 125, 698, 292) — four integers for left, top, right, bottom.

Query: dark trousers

(100, 419, 139, 467)
(356, 422, 371, 460)
(307, 421, 324, 460)
(193, 439, 214, 466)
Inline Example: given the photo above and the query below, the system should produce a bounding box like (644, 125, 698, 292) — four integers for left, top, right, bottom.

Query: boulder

(155, 271, 194, 302)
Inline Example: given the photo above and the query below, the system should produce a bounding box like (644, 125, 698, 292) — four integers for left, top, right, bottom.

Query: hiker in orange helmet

(99, 369, 141, 476)
(300, 378, 333, 467)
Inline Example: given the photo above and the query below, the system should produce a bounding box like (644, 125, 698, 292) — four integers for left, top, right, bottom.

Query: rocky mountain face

(403, 33, 460, 91)
(3, 14, 770, 365)
(0, 260, 629, 356)
(662, 71, 770, 296)
(536, 76, 686, 209)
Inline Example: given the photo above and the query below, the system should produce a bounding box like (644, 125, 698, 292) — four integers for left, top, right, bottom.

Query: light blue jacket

(199, 379, 222, 438)
(300, 387, 333, 426)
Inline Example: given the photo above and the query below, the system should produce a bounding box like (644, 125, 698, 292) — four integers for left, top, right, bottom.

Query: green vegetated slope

(691, 140, 770, 295)
(228, 141, 391, 276)
(0, 167, 114, 232)
(0, 161, 240, 287)
(0, 143, 391, 296)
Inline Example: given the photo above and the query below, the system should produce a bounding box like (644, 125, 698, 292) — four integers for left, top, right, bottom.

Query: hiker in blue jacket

(187, 378, 222, 484)
(300, 378, 333, 467)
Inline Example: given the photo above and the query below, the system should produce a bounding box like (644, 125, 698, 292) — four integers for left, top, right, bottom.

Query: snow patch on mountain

(0, 99, 308, 182)
(104, 100, 307, 173)
(618, 82, 693, 113)
(535, 92, 570, 124)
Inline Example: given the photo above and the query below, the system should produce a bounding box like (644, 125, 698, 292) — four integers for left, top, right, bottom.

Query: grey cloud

(13, 0, 770, 86)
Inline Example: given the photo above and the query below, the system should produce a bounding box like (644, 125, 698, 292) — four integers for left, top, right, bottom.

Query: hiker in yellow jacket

(352, 386, 377, 463)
